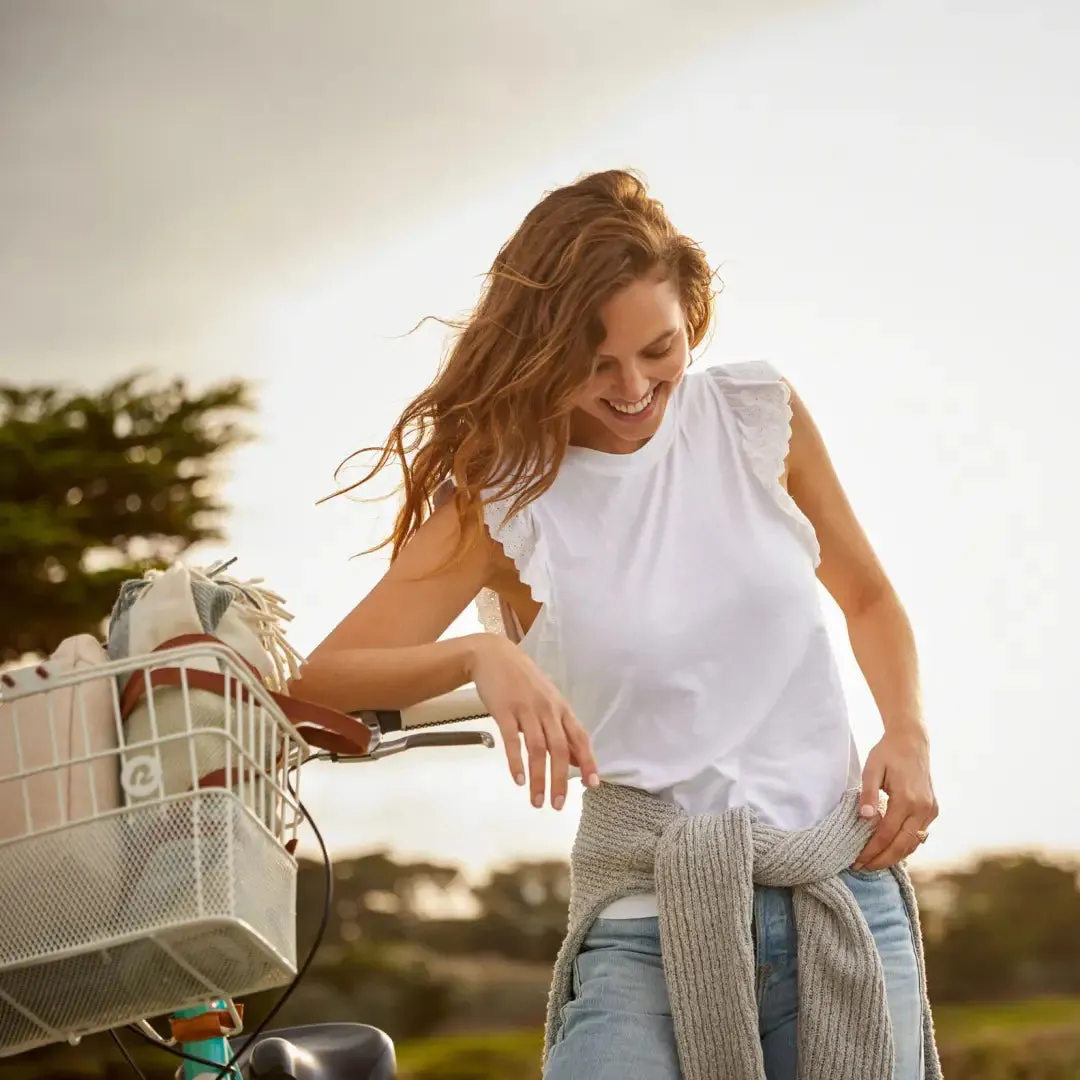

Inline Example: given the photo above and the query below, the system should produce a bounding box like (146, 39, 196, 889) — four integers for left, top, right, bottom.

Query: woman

(297, 169, 941, 1079)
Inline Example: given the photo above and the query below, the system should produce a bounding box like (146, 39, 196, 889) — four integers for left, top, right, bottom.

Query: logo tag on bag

(120, 755, 163, 800)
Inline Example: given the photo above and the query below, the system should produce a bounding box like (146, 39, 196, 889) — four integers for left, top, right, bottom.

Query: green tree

(469, 860, 570, 961)
(295, 851, 463, 953)
(0, 374, 253, 660)
(922, 854, 1080, 1002)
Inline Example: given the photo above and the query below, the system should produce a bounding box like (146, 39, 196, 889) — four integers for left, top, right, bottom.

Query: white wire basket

(0, 640, 309, 1058)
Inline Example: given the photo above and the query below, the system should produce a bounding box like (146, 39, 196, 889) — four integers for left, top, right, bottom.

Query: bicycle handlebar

(352, 685, 491, 733)
(322, 728, 496, 762)
(332, 685, 496, 762)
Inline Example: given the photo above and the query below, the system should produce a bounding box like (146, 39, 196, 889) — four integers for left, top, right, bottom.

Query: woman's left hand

(852, 724, 938, 871)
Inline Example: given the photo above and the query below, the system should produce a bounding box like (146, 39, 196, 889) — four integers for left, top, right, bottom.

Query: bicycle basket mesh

(0, 791, 297, 1056)
(0, 643, 305, 1058)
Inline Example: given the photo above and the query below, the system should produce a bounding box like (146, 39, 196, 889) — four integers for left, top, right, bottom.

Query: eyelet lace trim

(712, 362, 821, 567)
(477, 495, 551, 640)
(475, 587, 508, 637)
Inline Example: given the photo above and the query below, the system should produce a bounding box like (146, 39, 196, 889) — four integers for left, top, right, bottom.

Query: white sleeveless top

(480, 362, 861, 917)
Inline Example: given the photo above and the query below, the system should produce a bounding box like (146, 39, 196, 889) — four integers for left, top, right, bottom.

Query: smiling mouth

(603, 386, 656, 416)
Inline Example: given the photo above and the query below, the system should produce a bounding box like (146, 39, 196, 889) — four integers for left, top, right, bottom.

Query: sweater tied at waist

(545, 784, 941, 1080)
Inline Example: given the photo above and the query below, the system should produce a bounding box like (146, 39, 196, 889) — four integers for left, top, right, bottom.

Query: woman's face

(569, 276, 690, 454)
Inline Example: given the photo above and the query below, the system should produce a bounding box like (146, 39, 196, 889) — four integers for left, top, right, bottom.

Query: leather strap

(120, 633, 372, 756)
(169, 1004, 244, 1043)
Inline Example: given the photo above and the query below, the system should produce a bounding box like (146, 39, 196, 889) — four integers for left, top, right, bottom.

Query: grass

(394, 998, 1080, 1079)
(396, 1029, 544, 1080)
(935, 995, 1080, 1045)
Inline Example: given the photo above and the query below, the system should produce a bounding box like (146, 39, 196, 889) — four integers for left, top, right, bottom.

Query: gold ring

(908, 828, 929, 844)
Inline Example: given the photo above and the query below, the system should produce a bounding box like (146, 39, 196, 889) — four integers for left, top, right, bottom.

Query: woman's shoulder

(686, 361, 819, 562)
(680, 360, 790, 429)
(690, 359, 785, 392)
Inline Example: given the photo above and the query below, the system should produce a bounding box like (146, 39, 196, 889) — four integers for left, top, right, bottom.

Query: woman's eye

(643, 345, 673, 361)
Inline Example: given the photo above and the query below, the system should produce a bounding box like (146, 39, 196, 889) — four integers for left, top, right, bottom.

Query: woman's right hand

(467, 633, 599, 810)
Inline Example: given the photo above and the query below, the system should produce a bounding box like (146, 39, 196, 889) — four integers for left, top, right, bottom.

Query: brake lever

(327, 729, 496, 762)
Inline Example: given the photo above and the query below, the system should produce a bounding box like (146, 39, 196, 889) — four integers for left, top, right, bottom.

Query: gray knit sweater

(545, 784, 942, 1080)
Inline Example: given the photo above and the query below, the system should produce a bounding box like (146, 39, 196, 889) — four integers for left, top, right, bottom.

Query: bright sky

(3, 0, 1077, 879)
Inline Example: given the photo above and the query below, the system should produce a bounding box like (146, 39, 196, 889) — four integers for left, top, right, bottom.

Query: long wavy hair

(330, 168, 718, 562)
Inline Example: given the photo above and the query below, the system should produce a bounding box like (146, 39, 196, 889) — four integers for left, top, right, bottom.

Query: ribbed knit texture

(545, 784, 942, 1080)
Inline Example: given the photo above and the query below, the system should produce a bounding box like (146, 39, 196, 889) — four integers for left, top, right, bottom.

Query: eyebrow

(597, 327, 679, 361)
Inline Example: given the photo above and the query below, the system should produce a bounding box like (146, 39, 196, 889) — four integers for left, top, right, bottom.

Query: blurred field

(394, 996, 1080, 1080)
(936, 994, 1080, 1043)
(6, 995, 1080, 1079)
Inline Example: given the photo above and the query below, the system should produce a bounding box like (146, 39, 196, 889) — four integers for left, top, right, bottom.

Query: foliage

(468, 860, 571, 962)
(0, 374, 253, 660)
(922, 854, 1080, 1003)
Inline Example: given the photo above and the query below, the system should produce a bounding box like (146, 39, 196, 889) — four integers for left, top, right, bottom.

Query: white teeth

(606, 387, 655, 415)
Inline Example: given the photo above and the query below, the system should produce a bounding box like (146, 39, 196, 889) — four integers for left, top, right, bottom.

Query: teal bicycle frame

(172, 1001, 238, 1079)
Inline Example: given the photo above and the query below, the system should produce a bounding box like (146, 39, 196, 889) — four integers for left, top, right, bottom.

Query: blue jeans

(545, 869, 924, 1080)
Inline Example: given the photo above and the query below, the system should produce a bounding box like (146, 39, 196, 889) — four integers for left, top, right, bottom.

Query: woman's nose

(612, 366, 651, 402)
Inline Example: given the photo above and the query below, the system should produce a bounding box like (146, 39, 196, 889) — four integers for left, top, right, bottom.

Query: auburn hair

(330, 168, 717, 562)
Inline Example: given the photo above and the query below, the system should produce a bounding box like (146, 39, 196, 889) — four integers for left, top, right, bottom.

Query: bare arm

(292, 503, 491, 712)
(785, 381, 938, 870)
(785, 385, 924, 735)
(293, 501, 599, 808)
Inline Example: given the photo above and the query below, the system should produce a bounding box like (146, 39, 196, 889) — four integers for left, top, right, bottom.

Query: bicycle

(0, 637, 497, 1080)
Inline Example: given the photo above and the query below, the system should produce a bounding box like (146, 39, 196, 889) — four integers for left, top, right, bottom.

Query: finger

(540, 711, 570, 810)
(520, 714, 549, 808)
(494, 715, 526, 789)
(858, 758, 885, 822)
(853, 821, 893, 869)
(862, 816, 924, 871)
(864, 799, 935, 869)
(853, 836, 877, 867)
(854, 794, 909, 869)
(563, 712, 600, 789)
(852, 807, 884, 867)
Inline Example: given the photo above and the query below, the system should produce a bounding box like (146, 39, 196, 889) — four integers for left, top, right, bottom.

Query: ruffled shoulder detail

(477, 494, 550, 641)
(475, 586, 515, 639)
(433, 479, 544, 641)
(707, 362, 821, 567)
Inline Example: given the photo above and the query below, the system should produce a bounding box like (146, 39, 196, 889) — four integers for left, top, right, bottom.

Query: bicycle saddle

(229, 1022, 396, 1080)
